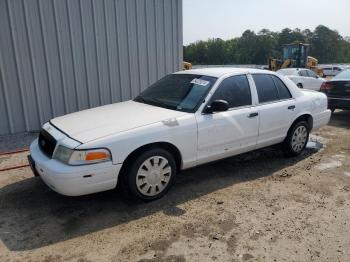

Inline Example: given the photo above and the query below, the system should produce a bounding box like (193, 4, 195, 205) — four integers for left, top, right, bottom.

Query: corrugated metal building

(0, 0, 183, 135)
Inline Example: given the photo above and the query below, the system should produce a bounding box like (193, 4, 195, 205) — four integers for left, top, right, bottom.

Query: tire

(122, 148, 177, 201)
(297, 83, 303, 89)
(283, 121, 309, 157)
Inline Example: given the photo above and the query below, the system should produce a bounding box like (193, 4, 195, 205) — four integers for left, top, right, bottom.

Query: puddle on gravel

(304, 135, 327, 155)
(306, 134, 328, 152)
(306, 141, 323, 151)
(307, 135, 347, 172)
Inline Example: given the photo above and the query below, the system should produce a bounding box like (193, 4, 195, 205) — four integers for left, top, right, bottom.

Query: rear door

(252, 74, 297, 148)
(306, 70, 323, 91)
(196, 75, 259, 164)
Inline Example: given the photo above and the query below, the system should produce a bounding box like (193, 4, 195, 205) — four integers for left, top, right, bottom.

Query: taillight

(320, 82, 333, 92)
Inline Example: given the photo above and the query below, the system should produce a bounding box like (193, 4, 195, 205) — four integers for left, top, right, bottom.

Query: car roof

(174, 67, 273, 78)
(277, 68, 313, 75)
(277, 68, 298, 73)
(278, 68, 309, 71)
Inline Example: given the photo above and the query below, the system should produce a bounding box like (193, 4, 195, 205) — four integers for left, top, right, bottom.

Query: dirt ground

(0, 111, 350, 262)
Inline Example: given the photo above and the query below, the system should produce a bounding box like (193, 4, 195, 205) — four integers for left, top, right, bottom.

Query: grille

(38, 129, 57, 158)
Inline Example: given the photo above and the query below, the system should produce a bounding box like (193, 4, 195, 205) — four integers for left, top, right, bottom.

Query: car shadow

(328, 110, 350, 129)
(0, 142, 323, 251)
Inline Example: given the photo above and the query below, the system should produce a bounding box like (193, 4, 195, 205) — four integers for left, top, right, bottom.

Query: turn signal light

(85, 151, 110, 161)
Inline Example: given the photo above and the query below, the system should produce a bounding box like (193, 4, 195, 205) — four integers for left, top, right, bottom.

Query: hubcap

(291, 126, 308, 153)
(136, 156, 172, 196)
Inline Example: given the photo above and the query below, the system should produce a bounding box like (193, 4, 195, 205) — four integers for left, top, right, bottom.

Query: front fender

(77, 114, 198, 169)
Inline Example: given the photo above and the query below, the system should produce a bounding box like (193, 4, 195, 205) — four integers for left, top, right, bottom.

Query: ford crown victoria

(29, 68, 331, 200)
(277, 68, 325, 91)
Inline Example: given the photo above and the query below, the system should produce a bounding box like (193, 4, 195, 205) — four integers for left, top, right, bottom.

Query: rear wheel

(283, 121, 309, 157)
(123, 148, 176, 201)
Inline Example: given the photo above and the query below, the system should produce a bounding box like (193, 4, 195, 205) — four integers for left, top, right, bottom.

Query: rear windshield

(333, 69, 350, 80)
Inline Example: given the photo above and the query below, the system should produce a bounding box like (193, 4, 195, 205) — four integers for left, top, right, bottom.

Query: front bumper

(27, 155, 39, 177)
(29, 139, 122, 196)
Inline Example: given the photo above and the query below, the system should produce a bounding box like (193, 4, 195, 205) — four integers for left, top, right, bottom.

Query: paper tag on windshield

(191, 78, 210, 86)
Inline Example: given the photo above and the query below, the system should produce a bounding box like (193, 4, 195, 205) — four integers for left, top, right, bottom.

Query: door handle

(248, 112, 259, 118)
(288, 105, 296, 110)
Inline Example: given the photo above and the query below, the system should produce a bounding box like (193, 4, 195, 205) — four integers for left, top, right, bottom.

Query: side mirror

(204, 100, 229, 113)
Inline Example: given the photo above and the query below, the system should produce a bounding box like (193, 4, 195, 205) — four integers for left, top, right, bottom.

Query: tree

(277, 28, 305, 49)
(310, 25, 343, 63)
(225, 38, 239, 63)
(254, 29, 278, 64)
(236, 30, 257, 64)
(183, 25, 350, 64)
(206, 38, 227, 64)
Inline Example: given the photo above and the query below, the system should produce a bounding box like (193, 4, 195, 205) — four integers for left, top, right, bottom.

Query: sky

(183, 0, 350, 45)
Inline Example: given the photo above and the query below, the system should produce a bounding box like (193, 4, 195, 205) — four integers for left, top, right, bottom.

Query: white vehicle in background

(28, 68, 331, 200)
(277, 68, 325, 91)
(321, 65, 344, 77)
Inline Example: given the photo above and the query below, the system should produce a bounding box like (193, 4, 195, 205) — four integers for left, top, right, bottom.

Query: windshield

(333, 69, 350, 80)
(134, 74, 217, 112)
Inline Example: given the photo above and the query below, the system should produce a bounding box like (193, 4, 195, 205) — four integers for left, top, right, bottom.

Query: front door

(196, 75, 259, 165)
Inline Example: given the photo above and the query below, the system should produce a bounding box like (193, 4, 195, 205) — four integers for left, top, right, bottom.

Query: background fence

(0, 0, 183, 135)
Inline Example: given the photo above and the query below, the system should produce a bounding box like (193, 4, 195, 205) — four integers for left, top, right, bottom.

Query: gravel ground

(0, 111, 349, 262)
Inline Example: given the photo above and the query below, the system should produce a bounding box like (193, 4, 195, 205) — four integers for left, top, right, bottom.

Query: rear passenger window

(306, 70, 317, 78)
(252, 74, 279, 103)
(210, 75, 251, 108)
(271, 75, 292, 100)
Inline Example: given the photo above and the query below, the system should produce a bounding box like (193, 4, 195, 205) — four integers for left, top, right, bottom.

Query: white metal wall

(0, 0, 183, 135)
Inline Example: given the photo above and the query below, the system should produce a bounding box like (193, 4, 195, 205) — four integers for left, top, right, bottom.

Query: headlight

(53, 146, 111, 165)
(54, 146, 73, 164)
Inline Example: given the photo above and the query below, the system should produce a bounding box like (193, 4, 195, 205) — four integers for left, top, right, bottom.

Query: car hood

(50, 101, 187, 143)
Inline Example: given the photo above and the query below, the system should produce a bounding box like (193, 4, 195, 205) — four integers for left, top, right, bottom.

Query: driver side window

(210, 75, 252, 108)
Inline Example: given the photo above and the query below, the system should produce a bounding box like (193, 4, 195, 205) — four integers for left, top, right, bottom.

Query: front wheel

(283, 121, 309, 157)
(123, 148, 176, 201)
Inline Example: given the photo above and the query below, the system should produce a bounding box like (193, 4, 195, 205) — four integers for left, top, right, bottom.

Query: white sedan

(277, 68, 325, 91)
(29, 68, 331, 200)
(322, 65, 344, 77)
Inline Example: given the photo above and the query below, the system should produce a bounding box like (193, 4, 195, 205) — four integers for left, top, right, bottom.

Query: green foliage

(183, 25, 350, 65)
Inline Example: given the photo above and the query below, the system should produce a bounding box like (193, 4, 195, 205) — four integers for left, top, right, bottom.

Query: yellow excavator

(183, 61, 192, 70)
(268, 43, 323, 76)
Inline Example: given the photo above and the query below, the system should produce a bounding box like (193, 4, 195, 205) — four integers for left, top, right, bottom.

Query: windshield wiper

(134, 96, 146, 103)
(135, 96, 178, 110)
(150, 98, 178, 110)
